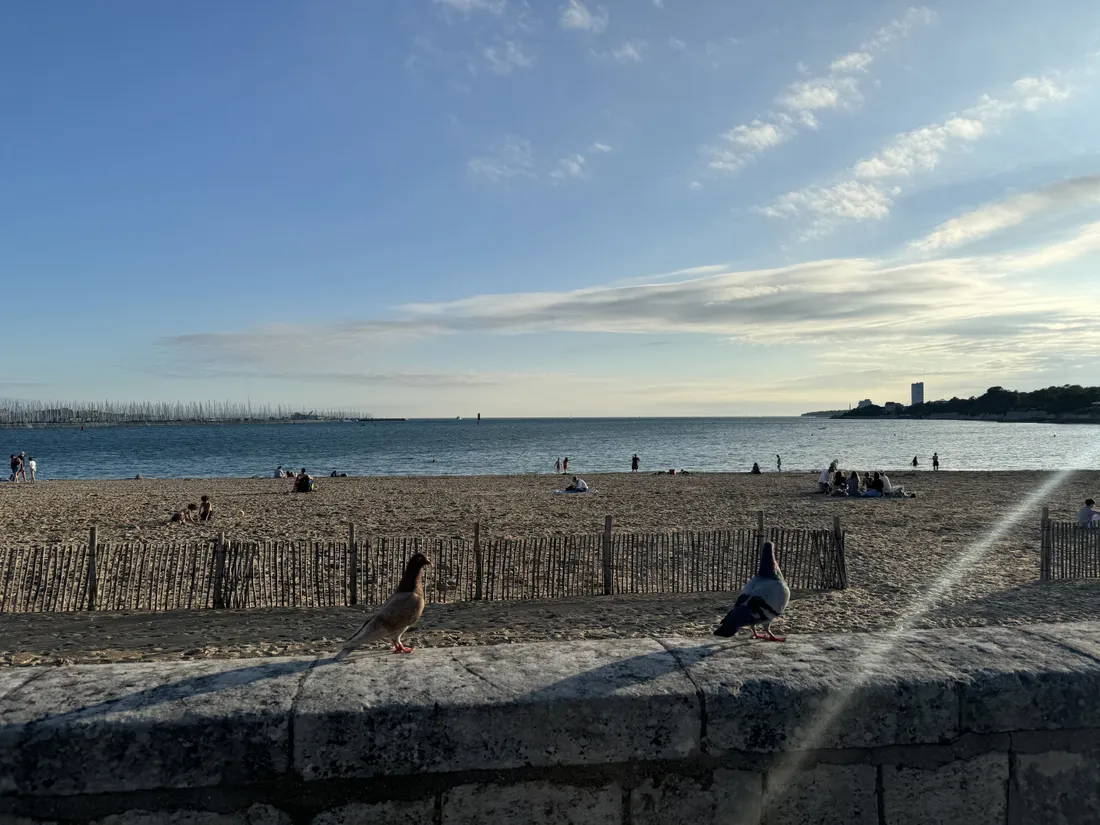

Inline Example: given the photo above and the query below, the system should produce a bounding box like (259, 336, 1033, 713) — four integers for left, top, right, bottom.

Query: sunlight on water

(761, 449, 1097, 812)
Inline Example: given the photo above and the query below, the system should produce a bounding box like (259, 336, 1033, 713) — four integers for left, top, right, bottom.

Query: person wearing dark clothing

(751, 462, 761, 474)
(631, 454, 640, 472)
(912, 456, 919, 468)
(932, 452, 939, 471)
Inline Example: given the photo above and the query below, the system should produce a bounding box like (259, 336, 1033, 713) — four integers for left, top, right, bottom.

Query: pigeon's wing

(744, 576, 791, 618)
(374, 591, 426, 633)
(333, 591, 425, 660)
(714, 578, 771, 636)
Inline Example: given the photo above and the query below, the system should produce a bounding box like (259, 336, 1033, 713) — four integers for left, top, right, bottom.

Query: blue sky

(3, 0, 1099, 416)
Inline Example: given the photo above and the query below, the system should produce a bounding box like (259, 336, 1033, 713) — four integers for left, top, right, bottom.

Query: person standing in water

(563, 457, 569, 472)
(912, 456, 919, 468)
(932, 452, 939, 471)
(554, 458, 562, 474)
(631, 454, 640, 472)
(776, 454, 782, 472)
(27, 456, 36, 482)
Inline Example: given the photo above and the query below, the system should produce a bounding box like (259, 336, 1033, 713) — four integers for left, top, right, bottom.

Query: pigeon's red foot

(393, 644, 414, 654)
(751, 630, 766, 639)
(764, 633, 786, 642)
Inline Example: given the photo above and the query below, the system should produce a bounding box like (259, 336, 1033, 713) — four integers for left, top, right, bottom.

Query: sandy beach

(2, 470, 1099, 665)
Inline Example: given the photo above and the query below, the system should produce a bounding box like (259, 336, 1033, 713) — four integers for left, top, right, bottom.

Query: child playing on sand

(199, 495, 214, 522)
(170, 503, 199, 524)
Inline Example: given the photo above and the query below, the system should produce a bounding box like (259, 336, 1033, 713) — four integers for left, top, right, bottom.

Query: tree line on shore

(841, 385, 1100, 419)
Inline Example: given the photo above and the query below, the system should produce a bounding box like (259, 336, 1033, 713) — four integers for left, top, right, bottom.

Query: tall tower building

(911, 382, 925, 405)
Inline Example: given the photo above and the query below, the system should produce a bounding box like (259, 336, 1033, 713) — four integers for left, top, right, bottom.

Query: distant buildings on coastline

(911, 382, 925, 405)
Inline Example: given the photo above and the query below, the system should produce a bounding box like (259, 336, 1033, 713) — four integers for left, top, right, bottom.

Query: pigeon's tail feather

(714, 604, 756, 637)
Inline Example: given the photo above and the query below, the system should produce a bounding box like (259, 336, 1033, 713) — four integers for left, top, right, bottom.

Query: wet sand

(2, 471, 1098, 665)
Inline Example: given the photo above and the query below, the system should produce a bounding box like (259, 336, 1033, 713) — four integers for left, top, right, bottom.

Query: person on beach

(566, 476, 589, 492)
(199, 495, 214, 522)
(863, 471, 884, 497)
(631, 454, 640, 472)
(1079, 499, 1098, 527)
(563, 457, 569, 472)
(847, 471, 861, 497)
(15, 452, 26, 482)
(776, 455, 781, 472)
(554, 458, 562, 474)
(751, 462, 762, 474)
(912, 456, 919, 468)
(27, 456, 36, 482)
(170, 503, 199, 524)
(9, 454, 19, 482)
(818, 460, 838, 493)
(932, 452, 939, 471)
(274, 465, 285, 478)
(294, 468, 315, 493)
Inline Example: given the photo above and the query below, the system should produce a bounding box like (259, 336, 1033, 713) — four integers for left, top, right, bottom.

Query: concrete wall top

(3, 622, 1100, 799)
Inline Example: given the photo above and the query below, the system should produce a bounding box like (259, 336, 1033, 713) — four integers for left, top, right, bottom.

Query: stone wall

(3, 622, 1100, 824)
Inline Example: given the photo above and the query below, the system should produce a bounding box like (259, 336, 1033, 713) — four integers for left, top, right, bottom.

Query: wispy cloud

(469, 137, 612, 184)
(483, 40, 535, 74)
(704, 8, 935, 174)
(560, 0, 608, 34)
(164, 215, 1100, 385)
(467, 136, 536, 182)
(761, 73, 1073, 236)
(434, 0, 506, 16)
(610, 41, 645, 63)
(910, 176, 1100, 254)
(668, 37, 686, 50)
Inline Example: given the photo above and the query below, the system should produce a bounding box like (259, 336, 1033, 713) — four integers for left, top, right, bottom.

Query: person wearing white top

(818, 460, 838, 493)
(567, 476, 589, 492)
(274, 465, 284, 479)
(27, 457, 36, 482)
(1079, 499, 1097, 527)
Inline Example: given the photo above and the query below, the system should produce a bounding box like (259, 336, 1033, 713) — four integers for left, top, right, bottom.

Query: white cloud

(435, 0, 506, 14)
(588, 142, 612, 153)
(910, 177, 1100, 254)
(763, 74, 1074, 235)
(610, 41, 645, 63)
(467, 136, 535, 182)
(560, 0, 608, 34)
(653, 0, 664, 6)
(704, 8, 935, 175)
(688, 180, 702, 191)
(483, 40, 534, 74)
(829, 52, 874, 73)
(550, 153, 587, 180)
(668, 37, 686, 50)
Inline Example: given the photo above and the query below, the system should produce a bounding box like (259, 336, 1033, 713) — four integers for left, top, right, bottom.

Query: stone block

(311, 800, 435, 824)
(294, 640, 699, 781)
(1012, 751, 1100, 825)
(661, 633, 959, 754)
(763, 763, 877, 825)
(442, 781, 620, 825)
(0, 658, 312, 796)
(93, 805, 291, 824)
(882, 752, 1007, 824)
(632, 769, 761, 825)
(946, 628, 1100, 734)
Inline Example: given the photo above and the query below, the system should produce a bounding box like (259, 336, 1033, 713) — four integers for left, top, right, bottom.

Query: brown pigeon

(333, 553, 431, 660)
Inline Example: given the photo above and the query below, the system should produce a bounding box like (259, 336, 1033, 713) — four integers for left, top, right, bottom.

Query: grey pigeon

(714, 541, 791, 642)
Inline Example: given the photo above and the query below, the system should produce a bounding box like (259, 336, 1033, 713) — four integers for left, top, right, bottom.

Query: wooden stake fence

(1041, 507, 1100, 581)
(0, 515, 848, 614)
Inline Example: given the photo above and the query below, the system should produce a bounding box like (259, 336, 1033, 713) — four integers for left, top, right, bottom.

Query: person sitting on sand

(847, 471, 861, 497)
(751, 462, 761, 474)
(198, 495, 214, 522)
(1079, 499, 1098, 527)
(294, 468, 315, 493)
(170, 503, 199, 524)
(862, 471, 884, 497)
(566, 476, 589, 492)
(818, 460, 838, 493)
(274, 465, 285, 478)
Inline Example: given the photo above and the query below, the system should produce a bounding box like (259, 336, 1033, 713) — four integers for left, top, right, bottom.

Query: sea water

(2, 418, 1097, 480)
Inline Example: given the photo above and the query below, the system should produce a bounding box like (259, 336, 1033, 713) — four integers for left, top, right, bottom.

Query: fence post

(212, 532, 226, 609)
(832, 515, 847, 589)
(602, 515, 614, 595)
(348, 523, 357, 606)
(756, 511, 765, 554)
(474, 522, 483, 601)
(1040, 506, 1050, 582)
(86, 525, 98, 611)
